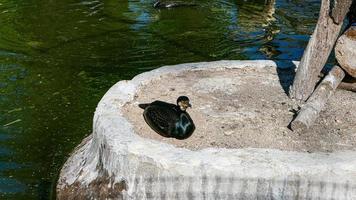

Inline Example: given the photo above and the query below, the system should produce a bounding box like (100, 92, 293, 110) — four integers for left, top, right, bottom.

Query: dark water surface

(0, 0, 320, 199)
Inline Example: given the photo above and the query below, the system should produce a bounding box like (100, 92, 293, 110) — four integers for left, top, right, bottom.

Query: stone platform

(57, 60, 356, 200)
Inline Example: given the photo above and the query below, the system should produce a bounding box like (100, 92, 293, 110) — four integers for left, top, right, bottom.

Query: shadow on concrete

(275, 60, 297, 96)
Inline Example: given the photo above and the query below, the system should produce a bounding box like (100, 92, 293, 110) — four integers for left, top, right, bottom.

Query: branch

(291, 66, 345, 132)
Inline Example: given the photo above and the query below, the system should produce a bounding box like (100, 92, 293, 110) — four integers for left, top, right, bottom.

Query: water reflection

(0, 0, 320, 199)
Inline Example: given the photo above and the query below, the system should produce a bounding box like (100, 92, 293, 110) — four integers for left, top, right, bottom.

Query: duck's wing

(174, 112, 195, 140)
(139, 101, 174, 109)
(143, 105, 179, 137)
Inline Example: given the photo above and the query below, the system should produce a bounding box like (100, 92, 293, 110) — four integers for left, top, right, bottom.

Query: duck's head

(177, 96, 191, 111)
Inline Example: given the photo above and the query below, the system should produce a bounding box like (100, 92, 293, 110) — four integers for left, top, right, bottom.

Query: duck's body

(139, 97, 195, 140)
(153, 1, 197, 9)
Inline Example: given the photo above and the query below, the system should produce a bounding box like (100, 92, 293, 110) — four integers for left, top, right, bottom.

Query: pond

(0, 0, 320, 199)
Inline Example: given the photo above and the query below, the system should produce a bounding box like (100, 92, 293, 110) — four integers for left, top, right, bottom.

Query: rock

(335, 25, 356, 78)
(223, 130, 234, 136)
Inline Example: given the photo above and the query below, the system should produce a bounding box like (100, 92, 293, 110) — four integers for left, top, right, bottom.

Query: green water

(0, 0, 320, 199)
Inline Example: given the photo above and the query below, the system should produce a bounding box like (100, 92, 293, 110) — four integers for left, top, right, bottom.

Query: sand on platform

(122, 66, 356, 152)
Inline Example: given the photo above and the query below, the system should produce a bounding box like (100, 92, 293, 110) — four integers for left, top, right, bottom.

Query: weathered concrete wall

(57, 60, 356, 200)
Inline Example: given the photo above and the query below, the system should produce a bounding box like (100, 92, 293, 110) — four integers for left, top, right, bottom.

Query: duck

(153, 0, 197, 9)
(139, 96, 195, 140)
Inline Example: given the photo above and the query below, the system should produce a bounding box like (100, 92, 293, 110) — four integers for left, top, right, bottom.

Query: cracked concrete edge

(57, 60, 356, 199)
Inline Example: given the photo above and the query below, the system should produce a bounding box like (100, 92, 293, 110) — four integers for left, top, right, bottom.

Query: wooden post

(291, 66, 345, 132)
(290, 0, 353, 101)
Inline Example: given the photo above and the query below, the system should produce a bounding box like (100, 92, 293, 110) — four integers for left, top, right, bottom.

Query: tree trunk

(291, 66, 345, 132)
(290, 0, 352, 101)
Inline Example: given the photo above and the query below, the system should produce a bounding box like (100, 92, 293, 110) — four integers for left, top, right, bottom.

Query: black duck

(139, 96, 195, 140)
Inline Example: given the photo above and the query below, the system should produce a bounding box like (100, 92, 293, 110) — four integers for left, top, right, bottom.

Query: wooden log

(338, 81, 356, 92)
(331, 0, 354, 24)
(290, 0, 353, 101)
(335, 25, 356, 78)
(291, 65, 345, 132)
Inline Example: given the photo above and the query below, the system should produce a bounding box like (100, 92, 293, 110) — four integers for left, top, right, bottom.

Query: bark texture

(331, 0, 354, 24)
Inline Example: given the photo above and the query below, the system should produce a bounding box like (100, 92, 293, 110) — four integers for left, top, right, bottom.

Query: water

(0, 0, 320, 199)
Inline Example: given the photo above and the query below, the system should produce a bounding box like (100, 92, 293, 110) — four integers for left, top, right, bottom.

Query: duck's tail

(138, 103, 150, 109)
